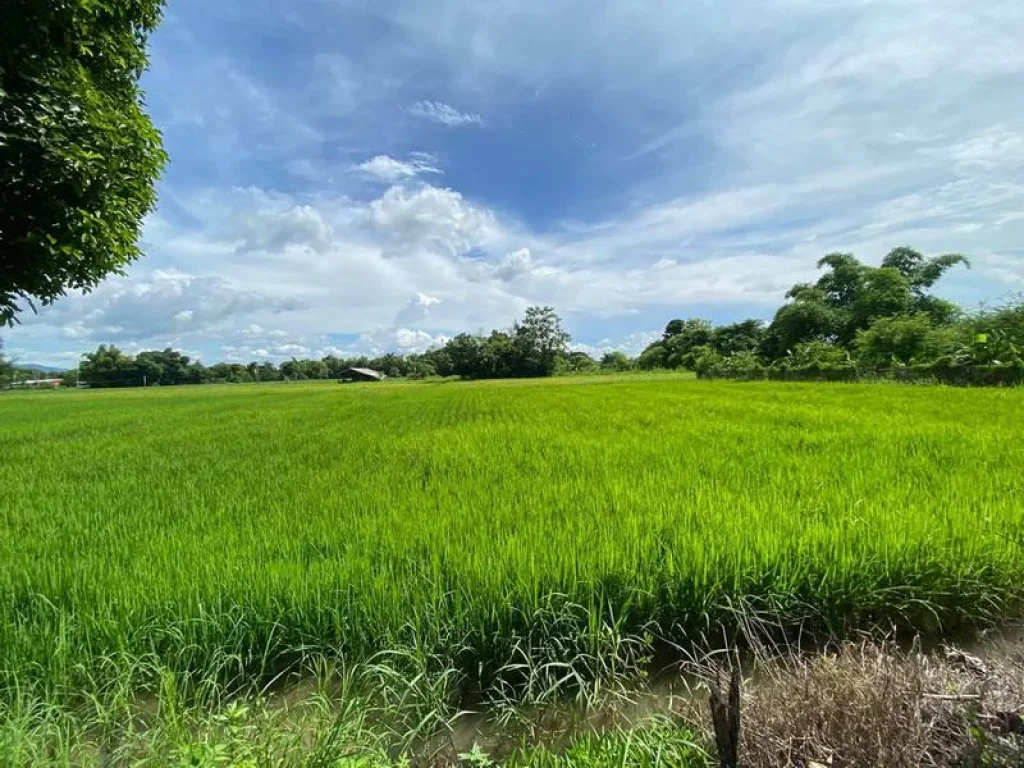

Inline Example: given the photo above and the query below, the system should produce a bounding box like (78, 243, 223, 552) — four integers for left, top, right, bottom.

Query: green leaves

(1, 0, 168, 325)
(764, 247, 970, 357)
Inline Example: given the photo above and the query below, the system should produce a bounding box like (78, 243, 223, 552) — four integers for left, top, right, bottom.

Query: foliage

(508, 719, 708, 766)
(512, 306, 572, 377)
(761, 247, 968, 354)
(599, 351, 633, 371)
(712, 319, 765, 356)
(666, 247, 1011, 384)
(855, 313, 946, 367)
(0, 338, 11, 380)
(782, 341, 854, 370)
(1, 0, 168, 325)
(636, 343, 668, 370)
(79, 345, 203, 387)
(759, 295, 844, 358)
(637, 319, 713, 371)
(564, 351, 598, 373)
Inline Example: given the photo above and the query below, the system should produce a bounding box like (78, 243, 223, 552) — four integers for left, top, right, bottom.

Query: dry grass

(676, 632, 1024, 768)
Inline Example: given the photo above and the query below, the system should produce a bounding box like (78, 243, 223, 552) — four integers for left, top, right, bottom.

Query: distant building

(10, 378, 61, 389)
(339, 367, 386, 383)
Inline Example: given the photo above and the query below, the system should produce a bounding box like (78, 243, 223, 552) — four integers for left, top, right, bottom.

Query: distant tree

(368, 353, 405, 378)
(186, 361, 210, 384)
(851, 267, 913, 331)
(762, 248, 968, 359)
(600, 351, 633, 371)
(1, 0, 168, 325)
(0, 338, 12, 380)
(855, 313, 942, 367)
(972, 299, 1024, 351)
(423, 348, 453, 378)
(254, 361, 281, 382)
(642, 318, 715, 370)
(133, 350, 164, 385)
(688, 344, 724, 375)
(881, 247, 970, 299)
(280, 359, 307, 380)
(305, 359, 329, 380)
(636, 342, 669, 370)
(663, 319, 686, 339)
(760, 295, 844, 359)
(512, 306, 571, 377)
(481, 331, 516, 378)
(565, 351, 598, 373)
(406, 358, 437, 379)
(80, 344, 136, 387)
(322, 356, 346, 379)
(663, 319, 713, 369)
(445, 334, 484, 379)
(712, 319, 765, 356)
(782, 341, 853, 369)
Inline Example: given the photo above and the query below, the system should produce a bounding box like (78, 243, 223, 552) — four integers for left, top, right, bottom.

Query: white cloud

(356, 153, 442, 183)
(238, 205, 333, 255)
(271, 343, 311, 357)
(394, 293, 442, 326)
(13, 268, 301, 350)
(571, 331, 661, 358)
(405, 100, 482, 127)
(493, 247, 535, 282)
(367, 184, 503, 258)
(358, 327, 449, 355)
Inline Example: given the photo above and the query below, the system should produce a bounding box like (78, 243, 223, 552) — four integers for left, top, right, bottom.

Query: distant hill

(17, 364, 67, 374)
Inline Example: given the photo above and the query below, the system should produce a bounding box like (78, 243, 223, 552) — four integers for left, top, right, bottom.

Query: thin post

(709, 657, 742, 768)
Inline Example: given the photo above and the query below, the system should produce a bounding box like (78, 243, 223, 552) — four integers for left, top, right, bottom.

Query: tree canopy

(1, 0, 168, 326)
(634, 246, 981, 375)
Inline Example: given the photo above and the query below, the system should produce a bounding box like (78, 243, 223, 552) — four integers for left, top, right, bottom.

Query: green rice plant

(1, 374, 1023, 758)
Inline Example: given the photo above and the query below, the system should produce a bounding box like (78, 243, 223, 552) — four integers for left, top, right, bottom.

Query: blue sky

(7, 0, 1024, 366)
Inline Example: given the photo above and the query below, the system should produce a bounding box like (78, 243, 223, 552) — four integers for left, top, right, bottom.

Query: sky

(6, 0, 1024, 367)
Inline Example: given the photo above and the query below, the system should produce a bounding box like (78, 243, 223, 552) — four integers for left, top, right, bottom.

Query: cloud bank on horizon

(7, 0, 1024, 366)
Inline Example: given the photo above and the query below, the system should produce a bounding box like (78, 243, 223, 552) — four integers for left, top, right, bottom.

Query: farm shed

(339, 367, 386, 383)
(8, 378, 61, 389)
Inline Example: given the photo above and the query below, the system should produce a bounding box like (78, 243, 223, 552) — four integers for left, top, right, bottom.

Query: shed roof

(341, 367, 386, 380)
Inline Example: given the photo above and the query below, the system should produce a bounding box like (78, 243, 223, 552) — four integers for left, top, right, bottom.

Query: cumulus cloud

(359, 327, 450, 354)
(394, 293, 442, 326)
(270, 343, 311, 357)
(13, 269, 301, 350)
(571, 331, 661, 358)
(405, 100, 482, 126)
(356, 153, 442, 183)
(237, 205, 333, 254)
(367, 185, 502, 257)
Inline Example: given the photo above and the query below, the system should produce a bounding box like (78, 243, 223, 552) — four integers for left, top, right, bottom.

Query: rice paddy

(1, 374, 1023, 762)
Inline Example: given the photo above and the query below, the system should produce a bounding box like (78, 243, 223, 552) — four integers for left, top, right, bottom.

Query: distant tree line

(66, 307, 591, 388)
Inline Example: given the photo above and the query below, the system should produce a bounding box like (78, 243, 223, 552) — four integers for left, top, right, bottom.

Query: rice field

(1, 374, 1023, 761)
